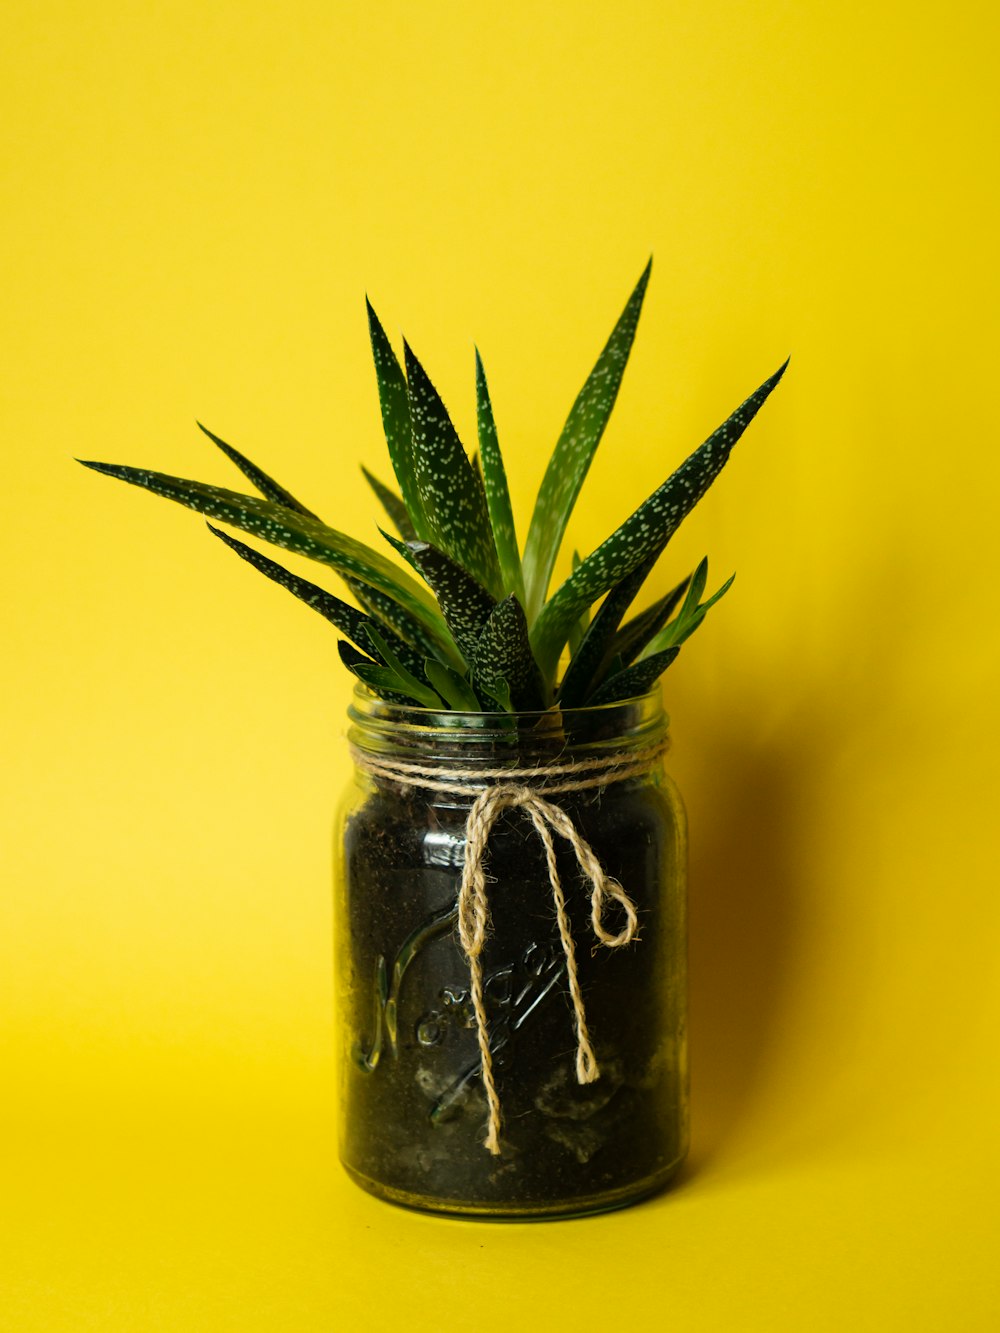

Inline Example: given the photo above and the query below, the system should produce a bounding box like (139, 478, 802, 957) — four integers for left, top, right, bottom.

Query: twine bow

(457, 783, 639, 1154)
(349, 741, 667, 1153)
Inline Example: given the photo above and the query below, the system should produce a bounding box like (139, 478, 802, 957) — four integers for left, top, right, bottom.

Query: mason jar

(334, 686, 688, 1218)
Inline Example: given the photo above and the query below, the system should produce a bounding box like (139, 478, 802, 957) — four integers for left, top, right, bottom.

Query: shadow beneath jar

(679, 716, 819, 1175)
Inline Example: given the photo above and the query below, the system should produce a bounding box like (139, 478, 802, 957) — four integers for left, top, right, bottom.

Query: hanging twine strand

(349, 739, 668, 1154)
(457, 783, 641, 1153)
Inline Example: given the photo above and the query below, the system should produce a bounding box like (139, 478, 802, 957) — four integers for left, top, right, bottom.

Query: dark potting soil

(337, 777, 687, 1216)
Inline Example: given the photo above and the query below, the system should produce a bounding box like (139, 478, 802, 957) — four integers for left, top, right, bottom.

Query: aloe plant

(79, 262, 786, 712)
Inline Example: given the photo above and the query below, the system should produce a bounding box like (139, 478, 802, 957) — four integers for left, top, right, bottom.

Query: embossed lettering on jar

(334, 687, 688, 1218)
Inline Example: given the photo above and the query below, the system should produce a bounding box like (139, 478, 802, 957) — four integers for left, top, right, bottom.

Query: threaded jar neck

(347, 685, 668, 768)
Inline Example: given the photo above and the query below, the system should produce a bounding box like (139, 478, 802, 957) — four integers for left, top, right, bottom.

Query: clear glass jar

(334, 686, 688, 1218)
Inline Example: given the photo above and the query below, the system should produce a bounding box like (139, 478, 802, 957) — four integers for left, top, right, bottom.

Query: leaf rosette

(80, 262, 787, 712)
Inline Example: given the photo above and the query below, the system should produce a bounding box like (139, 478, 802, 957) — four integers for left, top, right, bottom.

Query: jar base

(340, 1153, 688, 1221)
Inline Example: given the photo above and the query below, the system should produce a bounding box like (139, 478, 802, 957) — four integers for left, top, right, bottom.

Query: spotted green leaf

(345, 576, 461, 668)
(361, 466, 416, 541)
(530, 358, 788, 677)
(366, 299, 429, 539)
(558, 552, 660, 708)
(475, 349, 525, 604)
(338, 639, 378, 671)
(197, 422, 318, 518)
(610, 572, 693, 667)
(77, 461, 447, 643)
(522, 259, 652, 619)
(401, 539, 497, 665)
(472, 595, 545, 712)
(588, 646, 681, 706)
(403, 340, 502, 595)
(207, 524, 426, 676)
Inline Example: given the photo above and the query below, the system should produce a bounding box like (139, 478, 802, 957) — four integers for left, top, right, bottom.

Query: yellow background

(3, 2, 998, 1328)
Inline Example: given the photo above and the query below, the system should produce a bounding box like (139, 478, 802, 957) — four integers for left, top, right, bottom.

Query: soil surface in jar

(338, 777, 686, 1215)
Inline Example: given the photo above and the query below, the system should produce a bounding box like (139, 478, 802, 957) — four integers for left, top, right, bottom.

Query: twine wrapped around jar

(350, 741, 668, 1153)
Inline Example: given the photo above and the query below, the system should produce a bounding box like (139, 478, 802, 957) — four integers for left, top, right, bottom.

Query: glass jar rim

(347, 683, 669, 761)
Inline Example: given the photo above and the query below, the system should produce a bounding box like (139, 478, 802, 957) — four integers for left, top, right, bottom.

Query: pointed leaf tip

(531, 355, 789, 674)
(399, 345, 503, 591)
(193, 423, 318, 518)
(522, 260, 654, 616)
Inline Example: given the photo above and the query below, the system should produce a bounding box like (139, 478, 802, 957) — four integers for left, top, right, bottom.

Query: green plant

(79, 261, 786, 712)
